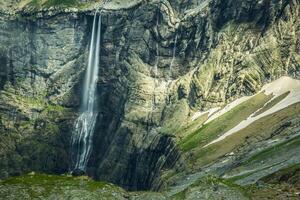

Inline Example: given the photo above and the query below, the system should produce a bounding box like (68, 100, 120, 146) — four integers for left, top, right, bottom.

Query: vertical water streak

(71, 13, 102, 172)
(169, 34, 177, 79)
(152, 10, 160, 109)
(154, 14, 159, 80)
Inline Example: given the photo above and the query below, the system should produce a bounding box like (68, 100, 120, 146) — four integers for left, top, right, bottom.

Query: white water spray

(71, 13, 102, 172)
(169, 34, 177, 79)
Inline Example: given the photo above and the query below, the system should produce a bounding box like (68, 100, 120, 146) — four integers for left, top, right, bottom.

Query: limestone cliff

(0, 0, 299, 192)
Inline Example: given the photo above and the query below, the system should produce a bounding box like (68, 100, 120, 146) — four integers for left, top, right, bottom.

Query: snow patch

(191, 107, 220, 121)
(262, 76, 300, 96)
(204, 96, 253, 124)
(204, 76, 300, 147)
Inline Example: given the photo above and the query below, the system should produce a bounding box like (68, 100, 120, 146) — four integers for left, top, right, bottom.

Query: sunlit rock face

(0, 0, 300, 191)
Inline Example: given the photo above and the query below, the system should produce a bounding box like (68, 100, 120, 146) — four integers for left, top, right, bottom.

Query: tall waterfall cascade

(169, 34, 177, 79)
(71, 12, 102, 172)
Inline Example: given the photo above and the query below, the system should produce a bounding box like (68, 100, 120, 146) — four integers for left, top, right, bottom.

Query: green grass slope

(0, 173, 128, 200)
(179, 93, 272, 152)
(196, 101, 300, 167)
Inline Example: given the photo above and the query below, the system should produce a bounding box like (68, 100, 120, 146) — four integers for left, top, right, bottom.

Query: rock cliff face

(0, 8, 87, 179)
(0, 0, 300, 191)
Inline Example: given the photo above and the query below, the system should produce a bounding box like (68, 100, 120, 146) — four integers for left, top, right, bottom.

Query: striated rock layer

(0, 0, 300, 191)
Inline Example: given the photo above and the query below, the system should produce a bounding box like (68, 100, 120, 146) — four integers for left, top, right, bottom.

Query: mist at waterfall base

(71, 13, 101, 175)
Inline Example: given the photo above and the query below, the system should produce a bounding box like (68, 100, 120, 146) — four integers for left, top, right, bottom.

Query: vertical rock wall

(0, 0, 299, 191)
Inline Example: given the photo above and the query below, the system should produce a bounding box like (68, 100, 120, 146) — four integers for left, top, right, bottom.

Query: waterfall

(165, 34, 178, 105)
(71, 13, 102, 172)
(152, 9, 161, 109)
(169, 34, 177, 79)
(154, 15, 159, 80)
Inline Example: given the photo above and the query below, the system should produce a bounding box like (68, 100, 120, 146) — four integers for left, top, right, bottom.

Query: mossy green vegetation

(175, 112, 208, 139)
(44, 0, 80, 7)
(170, 188, 188, 200)
(0, 173, 127, 200)
(246, 135, 300, 165)
(23, 0, 98, 9)
(179, 93, 272, 152)
(169, 175, 250, 200)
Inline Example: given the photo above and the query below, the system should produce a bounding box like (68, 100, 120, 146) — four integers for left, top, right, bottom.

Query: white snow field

(203, 76, 300, 147)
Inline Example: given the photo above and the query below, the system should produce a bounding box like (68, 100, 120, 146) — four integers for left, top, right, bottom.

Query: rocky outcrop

(0, 0, 300, 191)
